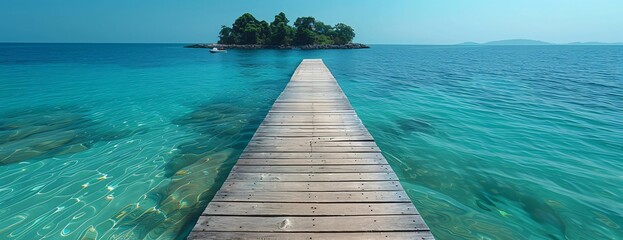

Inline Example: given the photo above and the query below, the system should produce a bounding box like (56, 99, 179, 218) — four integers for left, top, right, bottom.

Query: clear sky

(1, 0, 622, 44)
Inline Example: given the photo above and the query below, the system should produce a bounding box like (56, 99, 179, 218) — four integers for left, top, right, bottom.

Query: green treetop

(269, 12, 295, 45)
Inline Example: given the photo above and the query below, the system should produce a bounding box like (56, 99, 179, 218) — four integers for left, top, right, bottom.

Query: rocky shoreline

(185, 43, 370, 50)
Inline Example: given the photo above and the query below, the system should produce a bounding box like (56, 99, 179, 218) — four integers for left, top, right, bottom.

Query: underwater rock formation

(106, 99, 267, 239)
(0, 106, 147, 165)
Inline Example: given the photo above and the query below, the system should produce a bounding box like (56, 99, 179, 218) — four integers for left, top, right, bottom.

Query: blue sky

(1, 0, 621, 44)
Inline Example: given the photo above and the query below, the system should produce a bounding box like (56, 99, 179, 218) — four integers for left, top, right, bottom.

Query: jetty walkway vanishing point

(189, 59, 433, 239)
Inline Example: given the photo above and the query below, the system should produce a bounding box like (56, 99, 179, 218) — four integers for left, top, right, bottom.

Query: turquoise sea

(0, 43, 621, 239)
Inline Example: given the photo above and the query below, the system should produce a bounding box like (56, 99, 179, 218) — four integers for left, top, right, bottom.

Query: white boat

(210, 47, 227, 53)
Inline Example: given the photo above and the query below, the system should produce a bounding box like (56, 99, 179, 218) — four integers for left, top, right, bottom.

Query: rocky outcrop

(298, 43, 370, 49)
(184, 43, 370, 50)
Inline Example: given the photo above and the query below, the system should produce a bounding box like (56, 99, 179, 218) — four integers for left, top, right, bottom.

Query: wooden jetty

(189, 59, 433, 239)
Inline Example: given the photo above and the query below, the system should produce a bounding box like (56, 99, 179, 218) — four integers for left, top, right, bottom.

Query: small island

(186, 12, 369, 50)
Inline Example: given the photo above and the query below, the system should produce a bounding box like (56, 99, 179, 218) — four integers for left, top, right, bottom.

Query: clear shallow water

(0, 44, 621, 239)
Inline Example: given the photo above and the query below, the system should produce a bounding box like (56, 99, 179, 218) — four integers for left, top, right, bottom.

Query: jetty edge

(185, 43, 370, 50)
(188, 59, 433, 239)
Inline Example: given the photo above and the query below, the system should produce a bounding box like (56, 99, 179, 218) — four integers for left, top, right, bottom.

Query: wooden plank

(255, 128, 368, 132)
(243, 146, 381, 153)
(270, 106, 352, 109)
(260, 121, 364, 125)
(188, 232, 434, 240)
(264, 115, 359, 118)
(231, 165, 394, 173)
(256, 126, 367, 130)
(248, 141, 378, 147)
(252, 131, 372, 136)
(252, 132, 372, 138)
(235, 158, 387, 166)
(193, 215, 429, 232)
(203, 202, 419, 216)
(258, 123, 365, 127)
(226, 172, 398, 182)
(239, 152, 383, 159)
(218, 181, 404, 192)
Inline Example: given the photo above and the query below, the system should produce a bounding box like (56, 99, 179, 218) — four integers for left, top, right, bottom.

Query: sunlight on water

(0, 44, 621, 239)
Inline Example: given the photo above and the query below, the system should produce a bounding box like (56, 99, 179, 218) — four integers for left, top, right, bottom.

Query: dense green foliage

(218, 12, 356, 45)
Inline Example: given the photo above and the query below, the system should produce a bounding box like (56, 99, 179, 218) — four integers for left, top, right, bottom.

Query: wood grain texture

(203, 202, 419, 216)
(189, 59, 433, 239)
(194, 215, 429, 232)
(188, 232, 434, 240)
(227, 172, 398, 182)
(213, 191, 412, 203)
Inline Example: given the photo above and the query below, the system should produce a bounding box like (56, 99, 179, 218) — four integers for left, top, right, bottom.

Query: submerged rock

(166, 101, 260, 177)
(105, 99, 267, 238)
(474, 177, 567, 235)
(0, 106, 147, 165)
(102, 95, 275, 238)
(298, 43, 371, 50)
(396, 117, 435, 134)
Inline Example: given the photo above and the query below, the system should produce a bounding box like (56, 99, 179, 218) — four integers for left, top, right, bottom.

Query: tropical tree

(269, 12, 294, 45)
(232, 13, 262, 44)
(333, 23, 355, 44)
(258, 20, 271, 44)
(272, 12, 288, 25)
(314, 21, 333, 35)
(294, 17, 316, 31)
(313, 21, 335, 44)
(294, 17, 318, 45)
(218, 25, 235, 44)
(294, 29, 317, 45)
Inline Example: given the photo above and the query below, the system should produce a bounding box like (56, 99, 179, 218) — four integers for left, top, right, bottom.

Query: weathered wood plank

(264, 116, 360, 120)
(248, 141, 378, 147)
(213, 191, 411, 203)
(218, 181, 404, 192)
(203, 202, 419, 216)
(252, 132, 373, 138)
(252, 132, 372, 136)
(239, 152, 383, 159)
(261, 121, 363, 124)
(235, 158, 387, 166)
(231, 165, 394, 174)
(256, 126, 366, 130)
(226, 172, 398, 182)
(250, 136, 374, 141)
(243, 146, 381, 153)
(255, 128, 368, 133)
(188, 232, 434, 240)
(259, 124, 362, 127)
(193, 215, 429, 232)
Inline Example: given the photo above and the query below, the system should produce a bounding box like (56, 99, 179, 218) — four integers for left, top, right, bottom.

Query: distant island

(458, 39, 623, 45)
(186, 12, 369, 50)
